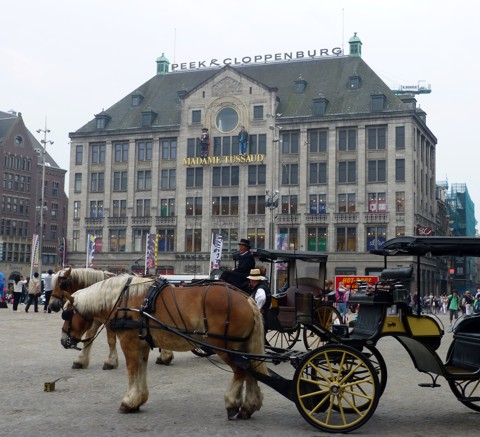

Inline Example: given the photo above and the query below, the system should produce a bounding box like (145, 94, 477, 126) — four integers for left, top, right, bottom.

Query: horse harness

(110, 278, 251, 350)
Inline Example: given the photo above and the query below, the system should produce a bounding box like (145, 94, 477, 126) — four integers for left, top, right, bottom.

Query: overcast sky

(1, 0, 478, 224)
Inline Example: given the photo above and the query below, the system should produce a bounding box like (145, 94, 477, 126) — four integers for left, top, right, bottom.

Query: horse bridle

(61, 304, 94, 350)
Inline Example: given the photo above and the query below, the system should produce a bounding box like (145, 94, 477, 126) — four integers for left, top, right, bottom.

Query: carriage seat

(347, 304, 384, 341)
(446, 315, 480, 371)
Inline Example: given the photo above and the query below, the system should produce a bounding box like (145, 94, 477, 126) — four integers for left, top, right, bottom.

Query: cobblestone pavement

(0, 307, 479, 437)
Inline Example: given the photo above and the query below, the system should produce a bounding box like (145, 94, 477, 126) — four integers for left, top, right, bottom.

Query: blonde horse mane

(52, 268, 115, 291)
(72, 275, 155, 315)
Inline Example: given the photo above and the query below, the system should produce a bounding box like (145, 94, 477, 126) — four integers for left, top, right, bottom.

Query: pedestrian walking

(43, 269, 54, 313)
(25, 272, 41, 313)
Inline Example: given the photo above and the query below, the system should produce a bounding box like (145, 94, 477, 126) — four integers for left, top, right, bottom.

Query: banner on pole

(145, 233, 158, 274)
(209, 233, 223, 271)
(86, 234, 96, 268)
(31, 234, 39, 268)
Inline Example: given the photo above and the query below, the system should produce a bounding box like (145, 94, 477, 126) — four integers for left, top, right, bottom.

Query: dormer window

(348, 75, 362, 90)
(15, 135, 23, 145)
(95, 113, 111, 130)
(141, 109, 157, 127)
(131, 92, 144, 107)
(312, 97, 329, 116)
(371, 94, 387, 112)
(295, 75, 307, 93)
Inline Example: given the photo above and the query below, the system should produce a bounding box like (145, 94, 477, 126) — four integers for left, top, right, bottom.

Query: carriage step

(418, 383, 441, 388)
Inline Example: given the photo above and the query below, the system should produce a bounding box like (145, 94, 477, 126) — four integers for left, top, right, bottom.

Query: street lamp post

(266, 190, 279, 249)
(36, 125, 53, 277)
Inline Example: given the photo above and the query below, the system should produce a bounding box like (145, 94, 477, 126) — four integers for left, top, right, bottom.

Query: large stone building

(67, 35, 439, 290)
(0, 111, 68, 282)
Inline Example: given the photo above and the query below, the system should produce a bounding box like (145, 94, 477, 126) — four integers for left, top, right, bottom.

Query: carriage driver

(247, 269, 272, 327)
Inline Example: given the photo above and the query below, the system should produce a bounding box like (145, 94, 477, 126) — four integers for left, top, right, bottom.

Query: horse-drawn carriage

(57, 236, 480, 433)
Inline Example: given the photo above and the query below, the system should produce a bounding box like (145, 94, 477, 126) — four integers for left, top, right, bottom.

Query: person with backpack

(448, 290, 461, 326)
(473, 292, 480, 315)
(463, 290, 474, 316)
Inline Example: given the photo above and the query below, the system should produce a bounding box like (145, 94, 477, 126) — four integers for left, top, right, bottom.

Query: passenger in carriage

(220, 239, 255, 292)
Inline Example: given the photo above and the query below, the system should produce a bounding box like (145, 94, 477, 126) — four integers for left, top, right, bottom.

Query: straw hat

(247, 269, 265, 281)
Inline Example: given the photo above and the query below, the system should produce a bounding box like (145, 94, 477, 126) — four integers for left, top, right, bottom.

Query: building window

(309, 162, 327, 184)
(110, 229, 126, 252)
(212, 166, 239, 187)
(281, 131, 299, 154)
(185, 229, 202, 252)
(309, 129, 328, 153)
(367, 226, 387, 250)
(247, 196, 266, 215)
(338, 128, 356, 151)
(114, 142, 129, 162)
(213, 136, 240, 156)
(309, 194, 327, 214)
(186, 197, 202, 216)
(248, 165, 266, 185)
(396, 226, 405, 237)
(161, 169, 176, 189)
(133, 229, 149, 252)
(216, 107, 239, 133)
(137, 170, 152, 190)
(192, 110, 201, 124)
(91, 144, 106, 164)
(307, 227, 327, 251)
(338, 193, 356, 212)
(281, 195, 298, 214)
(396, 192, 405, 212)
(156, 229, 175, 252)
(186, 167, 203, 188)
(113, 171, 128, 191)
(160, 198, 175, 217)
(161, 139, 177, 160)
(396, 159, 405, 181)
(74, 173, 82, 193)
(367, 127, 386, 150)
(73, 201, 81, 219)
(277, 228, 298, 250)
(336, 226, 357, 252)
(136, 199, 151, 217)
(137, 141, 152, 161)
(52, 181, 59, 197)
(212, 196, 239, 215)
(395, 126, 405, 149)
(112, 200, 127, 217)
(368, 159, 386, 182)
(187, 138, 202, 158)
(368, 192, 387, 211)
(90, 200, 104, 218)
(253, 105, 263, 119)
(338, 161, 356, 183)
(281, 164, 299, 185)
(72, 230, 79, 251)
(247, 228, 265, 249)
(90, 172, 104, 192)
(75, 145, 83, 165)
(248, 134, 266, 155)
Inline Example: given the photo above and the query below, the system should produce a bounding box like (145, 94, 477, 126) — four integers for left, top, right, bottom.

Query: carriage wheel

(293, 344, 380, 433)
(448, 379, 480, 412)
(265, 326, 301, 349)
(191, 347, 215, 357)
(303, 304, 342, 350)
(362, 345, 388, 398)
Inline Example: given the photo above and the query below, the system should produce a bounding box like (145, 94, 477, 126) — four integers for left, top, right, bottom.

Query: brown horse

(50, 268, 173, 369)
(61, 275, 268, 418)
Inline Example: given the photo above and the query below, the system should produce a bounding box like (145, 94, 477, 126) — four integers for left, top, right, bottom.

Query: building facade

(67, 35, 439, 290)
(0, 111, 68, 283)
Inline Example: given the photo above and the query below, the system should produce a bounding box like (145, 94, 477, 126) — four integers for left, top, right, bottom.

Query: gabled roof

(73, 55, 415, 135)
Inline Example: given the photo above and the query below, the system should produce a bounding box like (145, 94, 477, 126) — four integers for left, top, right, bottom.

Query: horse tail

(246, 297, 269, 376)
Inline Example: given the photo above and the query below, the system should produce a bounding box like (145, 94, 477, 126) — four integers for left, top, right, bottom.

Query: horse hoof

(118, 403, 140, 414)
(237, 409, 253, 420)
(155, 357, 172, 366)
(102, 363, 116, 370)
(227, 407, 240, 420)
(71, 362, 85, 369)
